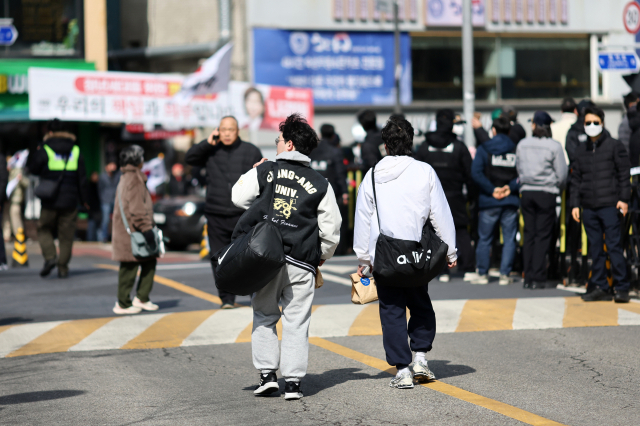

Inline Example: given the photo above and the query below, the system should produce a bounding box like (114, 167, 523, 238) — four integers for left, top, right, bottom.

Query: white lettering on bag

(397, 255, 407, 264)
(491, 153, 516, 167)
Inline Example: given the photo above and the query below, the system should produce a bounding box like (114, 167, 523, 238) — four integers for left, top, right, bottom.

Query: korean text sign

(28, 68, 313, 129)
(253, 28, 412, 106)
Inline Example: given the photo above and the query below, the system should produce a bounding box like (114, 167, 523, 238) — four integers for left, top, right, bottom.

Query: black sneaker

(614, 291, 630, 304)
(284, 381, 303, 400)
(531, 281, 545, 289)
(523, 281, 532, 289)
(581, 287, 613, 302)
(254, 372, 279, 396)
(40, 258, 57, 277)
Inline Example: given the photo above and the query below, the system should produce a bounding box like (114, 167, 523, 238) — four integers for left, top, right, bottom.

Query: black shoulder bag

(370, 166, 449, 288)
(213, 163, 286, 296)
(35, 154, 69, 202)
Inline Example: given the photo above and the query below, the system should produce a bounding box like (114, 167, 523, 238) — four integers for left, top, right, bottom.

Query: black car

(153, 195, 206, 250)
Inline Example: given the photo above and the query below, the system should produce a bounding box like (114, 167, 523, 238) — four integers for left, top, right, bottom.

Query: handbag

(213, 164, 286, 296)
(118, 186, 162, 259)
(370, 165, 449, 288)
(34, 155, 69, 201)
(350, 273, 378, 304)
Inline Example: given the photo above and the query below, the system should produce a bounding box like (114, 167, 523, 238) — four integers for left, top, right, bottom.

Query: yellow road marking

(563, 297, 618, 328)
(309, 337, 567, 426)
(121, 310, 214, 349)
(619, 303, 640, 315)
(455, 299, 517, 332)
(0, 325, 14, 335)
(235, 306, 322, 343)
(348, 303, 383, 336)
(7, 317, 114, 357)
(95, 263, 224, 305)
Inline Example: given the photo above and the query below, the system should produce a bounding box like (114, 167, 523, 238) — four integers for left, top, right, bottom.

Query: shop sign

(253, 28, 412, 105)
(624, 1, 640, 34)
(425, 0, 485, 27)
(598, 52, 640, 72)
(0, 74, 28, 94)
(28, 68, 313, 129)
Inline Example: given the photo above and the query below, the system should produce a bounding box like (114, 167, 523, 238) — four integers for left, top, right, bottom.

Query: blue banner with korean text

(253, 28, 412, 106)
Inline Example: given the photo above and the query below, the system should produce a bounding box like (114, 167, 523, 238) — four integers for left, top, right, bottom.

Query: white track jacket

(354, 155, 457, 268)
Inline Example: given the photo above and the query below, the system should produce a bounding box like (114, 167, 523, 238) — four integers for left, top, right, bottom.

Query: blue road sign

(598, 52, 640, 71)
(0, 24, 18, 46)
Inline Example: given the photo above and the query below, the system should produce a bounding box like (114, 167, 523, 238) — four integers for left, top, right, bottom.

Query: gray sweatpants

(251, 264, 315, 382)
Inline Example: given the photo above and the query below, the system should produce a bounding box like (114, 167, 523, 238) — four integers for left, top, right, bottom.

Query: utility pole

(393, 0, 401, 114)
(462, 0, 475, 147)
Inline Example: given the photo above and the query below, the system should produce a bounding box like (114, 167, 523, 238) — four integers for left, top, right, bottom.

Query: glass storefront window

(0, 0, 82, 58)
(412, 35, 590, 101)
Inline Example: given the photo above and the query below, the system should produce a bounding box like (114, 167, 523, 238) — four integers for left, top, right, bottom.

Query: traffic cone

(200, 224, 210, 259)
(11, 227, 29, 268)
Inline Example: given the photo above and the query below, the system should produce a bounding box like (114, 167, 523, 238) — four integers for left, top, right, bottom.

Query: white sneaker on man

(389, 368, 414, 389)
(499, 275, 512, 285)
(463, 272, 479, 282)
(470, 275, 489, 285)
(113, 302, 142, 315)
(132, 297, 159, 311)
(438, 275, 450, 283)
(411, 359, 436, 382)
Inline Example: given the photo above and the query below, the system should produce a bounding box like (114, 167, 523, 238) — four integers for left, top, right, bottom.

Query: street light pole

(462, 0, 475, 147)
(394, 0, 401, 114)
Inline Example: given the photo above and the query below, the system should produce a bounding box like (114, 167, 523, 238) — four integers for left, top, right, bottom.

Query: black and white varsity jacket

(231, 151, 342, 274)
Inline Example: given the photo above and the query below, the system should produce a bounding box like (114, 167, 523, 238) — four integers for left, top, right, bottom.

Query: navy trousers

(581, 206, 630, 292)
(377, 284, 436, 370)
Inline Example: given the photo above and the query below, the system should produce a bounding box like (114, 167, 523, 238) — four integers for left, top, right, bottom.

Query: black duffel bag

(370, 166, 449, 288)
(213, 164, 286, 296)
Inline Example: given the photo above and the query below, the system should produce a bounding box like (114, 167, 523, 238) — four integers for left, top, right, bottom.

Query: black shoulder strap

(267, 162, 279, 219)
(371, 166, 381, 230)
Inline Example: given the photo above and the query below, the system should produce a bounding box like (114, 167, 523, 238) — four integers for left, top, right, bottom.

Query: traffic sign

(0, 21, 18, 46)
(598, 52, 640, 71)
(624, 1, 640, 34)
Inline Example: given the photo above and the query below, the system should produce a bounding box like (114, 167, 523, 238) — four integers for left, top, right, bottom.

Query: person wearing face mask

(570, 107, 631, 303)
(416, 109, 476, 282)
(565, 99, 596, 164)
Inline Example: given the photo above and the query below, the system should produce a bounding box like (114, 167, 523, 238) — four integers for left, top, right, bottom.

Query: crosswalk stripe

(456, 299, 517, 332)
(618, 308, 640, 325)
(7, 318, 113, 357)
(310, 304, 366, 337)
(121, 310, 214, 350)
(69, 313, 167, 352)
(320, 265, 355, 274)
(320, 272, 352, 286)
(432, 300, 467, 333)
(0, 321, 63, 357)
(512, 297, 565, 330)
(235, 306, 322, 343)
(348, 304, 383, 336)
(563, 298, 618, 328)
(182, 308, 253, 346)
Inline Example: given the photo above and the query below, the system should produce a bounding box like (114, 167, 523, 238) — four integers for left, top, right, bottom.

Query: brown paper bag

(350, 273, 378, 304)
(315, 268, 324, 289)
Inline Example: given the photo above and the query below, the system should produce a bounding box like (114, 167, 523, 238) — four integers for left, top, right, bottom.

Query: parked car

(153, 195, 206, 250)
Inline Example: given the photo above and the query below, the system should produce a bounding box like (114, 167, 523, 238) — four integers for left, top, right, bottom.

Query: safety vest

(43, 144, 80, 171)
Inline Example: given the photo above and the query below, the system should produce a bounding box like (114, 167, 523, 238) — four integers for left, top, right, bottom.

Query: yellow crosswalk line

(619, 303, 640, 315)
(562, 298, 618, 328)
(7, 317, 114, 357)
(348, 303, 383, 336)
(121, 310, 215, 349)
(455, 299, 517, 332)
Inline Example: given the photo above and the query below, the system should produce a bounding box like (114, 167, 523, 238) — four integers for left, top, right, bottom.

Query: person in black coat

(357, 110, 383, 173)
(30, 119, 89, 278)
(502, 106, 526, 145)
(565, 99, 595, 164)
(0, 151, 7, 268)
(185, 116, 263, 308)
(570, 107, 631, 303)
(416, 109, 476, 281)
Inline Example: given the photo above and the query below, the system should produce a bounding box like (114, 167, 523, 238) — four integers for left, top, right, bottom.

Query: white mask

(452, 124, 464, 136)
(584, 123, 603, 137)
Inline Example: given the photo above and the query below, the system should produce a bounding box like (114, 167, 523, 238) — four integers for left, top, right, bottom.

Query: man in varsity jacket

(231, 114, 342, 400)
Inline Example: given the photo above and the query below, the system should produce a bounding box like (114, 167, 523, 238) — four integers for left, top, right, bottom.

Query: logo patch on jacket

(274, 198, 297, 219)
(491, 153, 516, 167)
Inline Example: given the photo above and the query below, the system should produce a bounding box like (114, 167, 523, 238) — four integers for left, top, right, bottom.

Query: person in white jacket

(354, 116, 457, 389)
(231, 114, 341, 400)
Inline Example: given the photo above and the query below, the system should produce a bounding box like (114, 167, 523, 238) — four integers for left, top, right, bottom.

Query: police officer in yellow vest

(30, 120, 89, 278)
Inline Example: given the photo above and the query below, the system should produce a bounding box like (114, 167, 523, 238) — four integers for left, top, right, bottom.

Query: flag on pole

(174, 42, 233, 103)
(141, 156, 167, 195)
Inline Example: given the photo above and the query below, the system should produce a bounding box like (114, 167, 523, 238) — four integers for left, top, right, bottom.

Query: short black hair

(357, 110, 377, 131)
(436, 109, 455, 131)
(502, 105, 518, 121)
(533, 125, 553, 139)
(492, 116, 511, 135)
(561, 97, 577, 113)
(381, 116, 414, 156)
(46, 118, 73, 134)
(320, 124, 335, 139)
(279, 113, 318, 156)
(583, 106, 605, 122)
(623, 91, 639, 110)
(120, 145, 145, 167)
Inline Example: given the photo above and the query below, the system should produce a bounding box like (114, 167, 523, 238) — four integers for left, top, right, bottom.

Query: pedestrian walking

(618, 92, 637, 153)
(357, 110, 384, 173)
(0, 152, 7, 270)
(30, 120, 89, 279)
(97, 159, 121, 242)
(471, 116, 520, 285)
(111, 145, 160, 315)
(516, 111, 568, 289)
(354, 116, 457, 389)
(231, 114, 341, 400)
(415, 109, 476, 282)
(550, 97, 577, 164)
(570, 107, 631, 303)
(86, 172, 101, 241)
(185, 116, 263, 309)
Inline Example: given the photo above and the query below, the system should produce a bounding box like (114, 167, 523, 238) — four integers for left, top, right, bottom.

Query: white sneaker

(463, 272, 479, 282)
(113, 302, 142, 315)
(389, 370, 414, 389)
(499, 275, 512, 285)
(411, 359, 436, 382)
(133, 297, 159, 311)
(438, 275, 450, 283)
(471, 275, 489, 285)
(488, 268, 500, 278)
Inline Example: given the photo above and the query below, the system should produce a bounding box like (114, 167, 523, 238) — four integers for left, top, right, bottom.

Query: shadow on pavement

(429, 360, 476, 379)
(0, 390, 86, 405)
(156, 299, 180, 310)
(0, 317, 34, 326)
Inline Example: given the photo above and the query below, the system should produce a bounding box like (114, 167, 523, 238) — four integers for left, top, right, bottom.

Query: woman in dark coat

(111, 145, 159, 315)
